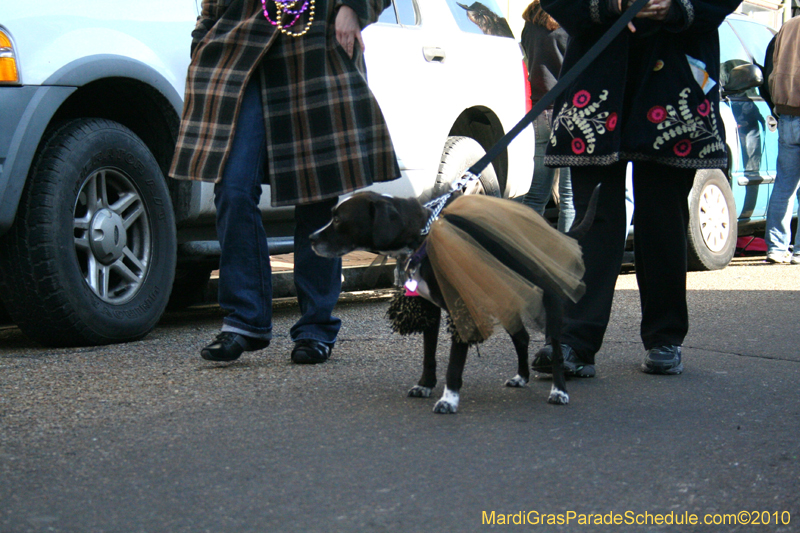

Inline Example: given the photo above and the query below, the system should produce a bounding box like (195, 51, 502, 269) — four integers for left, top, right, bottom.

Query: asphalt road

(1, 257, 798, 532)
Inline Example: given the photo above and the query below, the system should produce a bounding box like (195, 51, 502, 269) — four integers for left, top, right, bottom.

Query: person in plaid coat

(170, 0, 399, 364)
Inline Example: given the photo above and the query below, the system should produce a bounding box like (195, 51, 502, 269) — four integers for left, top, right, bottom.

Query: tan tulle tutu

(426, 194, 586, 343)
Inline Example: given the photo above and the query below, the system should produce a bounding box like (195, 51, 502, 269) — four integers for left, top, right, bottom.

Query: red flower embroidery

(571, 138, 586, 154)
(647, 106, 668, 123)
(697, 99, 711, 117)
(673, 139, 692, 157)
(606, 112, 618, 131)
(573, 90, 591, 108)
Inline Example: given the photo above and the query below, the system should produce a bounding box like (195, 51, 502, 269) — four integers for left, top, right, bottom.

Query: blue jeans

(765, 114, 800, 256)
(214, 77, 342, 344)
(523, 110, 575, 232)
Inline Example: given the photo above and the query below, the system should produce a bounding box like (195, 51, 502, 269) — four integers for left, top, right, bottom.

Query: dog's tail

(566, 184, 601, 241)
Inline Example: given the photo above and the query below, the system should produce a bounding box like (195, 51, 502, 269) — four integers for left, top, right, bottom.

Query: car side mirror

(721, 64, 763, 97)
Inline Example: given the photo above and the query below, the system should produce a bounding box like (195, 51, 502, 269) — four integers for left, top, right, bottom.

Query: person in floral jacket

(532, 0, 741, 377)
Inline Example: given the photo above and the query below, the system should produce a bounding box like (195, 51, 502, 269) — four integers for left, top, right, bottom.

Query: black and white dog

(310, 191, 596, 413)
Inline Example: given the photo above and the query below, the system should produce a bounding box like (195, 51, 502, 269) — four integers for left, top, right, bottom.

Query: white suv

(0, 0, 533, 347)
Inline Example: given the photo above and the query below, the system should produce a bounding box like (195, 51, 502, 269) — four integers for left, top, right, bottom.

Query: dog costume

(392, 194, 586, 344)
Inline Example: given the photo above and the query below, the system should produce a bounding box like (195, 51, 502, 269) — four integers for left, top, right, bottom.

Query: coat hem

(545, 152, 727, 170)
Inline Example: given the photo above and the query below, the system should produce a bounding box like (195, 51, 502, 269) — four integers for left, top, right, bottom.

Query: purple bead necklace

(261, 0, 316, 37)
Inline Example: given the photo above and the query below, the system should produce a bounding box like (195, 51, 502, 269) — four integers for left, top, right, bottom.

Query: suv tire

(433, 136, 501, 199)
(687, 169, 737, 271)
(0, 118, 176, 346)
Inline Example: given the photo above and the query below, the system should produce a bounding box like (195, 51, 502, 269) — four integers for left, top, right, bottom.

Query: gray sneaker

(641, 345, 683, 375)
(532, 344, 596, 378)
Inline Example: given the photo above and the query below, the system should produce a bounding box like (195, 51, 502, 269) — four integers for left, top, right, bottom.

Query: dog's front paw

(433, 400, 458, 414)
(408, 385, 433, 398)
(433, 387, 459, 414)
(547, 385, 569, 405)
(504, 374, 528, 388)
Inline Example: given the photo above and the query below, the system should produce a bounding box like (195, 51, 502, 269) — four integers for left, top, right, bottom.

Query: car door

(719, 17, 778, 223)
(362, 0, 451, 198)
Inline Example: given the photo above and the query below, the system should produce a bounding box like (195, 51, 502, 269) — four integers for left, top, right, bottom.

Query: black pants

(562, 161, 695, 363)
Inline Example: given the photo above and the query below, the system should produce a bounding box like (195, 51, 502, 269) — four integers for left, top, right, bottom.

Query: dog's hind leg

(504, 327, 530, 388)
(548, 342, 570, 405)
(433, 340, 469, 414)
(543, 292, 569, 405)
(408, 310, 441, 398)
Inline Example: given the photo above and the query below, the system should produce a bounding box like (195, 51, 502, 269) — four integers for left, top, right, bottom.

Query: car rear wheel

(0, 118, 176, 346)
(687, 169, 737, 271)
(433, 136, 501, 199)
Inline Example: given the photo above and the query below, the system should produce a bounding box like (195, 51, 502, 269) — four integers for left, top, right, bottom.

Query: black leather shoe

(201, 332, 270, 362)
(641, 345, 683, 375)
(291, 339, 332, 364)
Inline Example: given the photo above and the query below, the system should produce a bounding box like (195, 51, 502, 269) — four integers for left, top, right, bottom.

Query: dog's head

(311, 192, 432, 258)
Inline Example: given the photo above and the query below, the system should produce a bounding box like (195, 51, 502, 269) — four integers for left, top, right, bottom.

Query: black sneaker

(201, 332, 270, 362)
(291, 339, 332, 365)
(641, 345, 683, 375)
(532, 344, 596, 378)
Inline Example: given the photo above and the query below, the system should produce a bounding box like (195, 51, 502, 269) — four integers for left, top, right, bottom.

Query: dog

(311, 190, 597, 413)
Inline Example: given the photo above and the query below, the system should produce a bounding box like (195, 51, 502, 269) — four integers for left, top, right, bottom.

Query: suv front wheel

(0, 118, 176, 346)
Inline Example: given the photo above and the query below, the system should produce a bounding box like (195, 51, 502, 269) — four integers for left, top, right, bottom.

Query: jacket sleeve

(336, 0, 392, 28)
(664, 0, 742, 33)
(761, 34, 776, 114)
(191, 0, 222, 56)
(541, 0, 740, 37)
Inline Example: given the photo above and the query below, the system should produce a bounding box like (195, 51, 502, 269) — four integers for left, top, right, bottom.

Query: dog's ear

(371, 199, 403, 250)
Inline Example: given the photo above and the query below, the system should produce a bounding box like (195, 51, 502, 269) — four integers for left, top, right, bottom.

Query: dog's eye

(333, 216, 340, 226)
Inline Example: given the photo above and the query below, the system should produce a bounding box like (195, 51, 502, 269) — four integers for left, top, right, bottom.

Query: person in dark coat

(520, 0, 574, 232)
(170, 0, 399, 364)
(533, 0, 742, 378)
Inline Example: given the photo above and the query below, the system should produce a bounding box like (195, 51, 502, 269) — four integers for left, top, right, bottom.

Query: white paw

(408, 385, 433, 398)
(504, 374, 528, 388)
(547, 385, 569, 405)
(433, 387, 459, 414)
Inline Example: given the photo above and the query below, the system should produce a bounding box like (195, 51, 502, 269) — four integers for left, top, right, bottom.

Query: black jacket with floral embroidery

(541, 0, 742, 169)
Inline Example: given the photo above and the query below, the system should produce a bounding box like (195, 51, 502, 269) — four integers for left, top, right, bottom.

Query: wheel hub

(89, 209, 128, 265)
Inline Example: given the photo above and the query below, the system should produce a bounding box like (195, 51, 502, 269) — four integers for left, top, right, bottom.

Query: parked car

(543, 14, 787, 271)
(0, 0, 533, 346)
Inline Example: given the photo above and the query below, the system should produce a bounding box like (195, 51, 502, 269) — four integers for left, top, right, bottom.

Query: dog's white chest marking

(433, 387, 460, 414)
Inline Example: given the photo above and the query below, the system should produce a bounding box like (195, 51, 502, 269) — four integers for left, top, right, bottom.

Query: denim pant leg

(765, 115, 800, 255)
(556, 166, 575, 232)
(524, 111, 557, 215)
(214, 78, 273, 340)
(290, 198, 342, 345)
(524, 110, 575, 232)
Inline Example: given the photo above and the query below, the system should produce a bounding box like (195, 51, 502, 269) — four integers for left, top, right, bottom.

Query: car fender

(0, 56, 187, 236)
(0, 85, 75, 235)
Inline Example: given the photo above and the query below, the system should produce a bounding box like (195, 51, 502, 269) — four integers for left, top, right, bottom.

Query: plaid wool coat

(169, 0, 400, 206)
